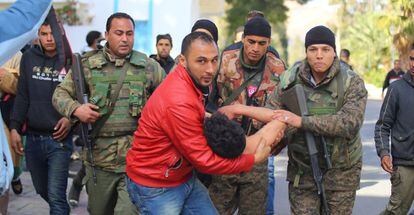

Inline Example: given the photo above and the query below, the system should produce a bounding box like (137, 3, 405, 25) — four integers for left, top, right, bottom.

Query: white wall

(152, 0, 199, 57)
(64, 0, 199, 57)
(65, 0, 114, 54)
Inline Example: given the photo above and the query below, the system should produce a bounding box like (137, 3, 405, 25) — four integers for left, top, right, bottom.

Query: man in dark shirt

(382, 59, 405, 98)
(375, 45, 414, 215)
(9, 21, 72, 214)
(150, 34, 174, 74)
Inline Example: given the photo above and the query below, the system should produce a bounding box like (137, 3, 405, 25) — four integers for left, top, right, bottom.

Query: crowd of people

(0, 0, 414, 215)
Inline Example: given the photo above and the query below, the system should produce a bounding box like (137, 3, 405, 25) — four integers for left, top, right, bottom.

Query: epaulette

(84, 50, 107, 69)
(130, 50, 148, 67)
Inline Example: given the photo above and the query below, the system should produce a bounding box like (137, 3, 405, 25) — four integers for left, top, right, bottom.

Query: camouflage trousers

(288, 160, 362, 215)
(380, 165, 414, 215)
(84, 165, 139, 215)
(208, 161, 268, 215)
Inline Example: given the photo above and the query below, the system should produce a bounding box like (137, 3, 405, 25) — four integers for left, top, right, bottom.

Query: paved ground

(274, 99, 413, 214)
(7, 160, 88, 214)
(5, 99, 409, 214)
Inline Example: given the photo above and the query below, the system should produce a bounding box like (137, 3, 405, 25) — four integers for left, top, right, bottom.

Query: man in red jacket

(126, 32, 285, 214)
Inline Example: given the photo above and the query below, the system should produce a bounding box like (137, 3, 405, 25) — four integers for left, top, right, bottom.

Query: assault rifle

(281, 84, 331, 215)
(71, 53, 97, 185)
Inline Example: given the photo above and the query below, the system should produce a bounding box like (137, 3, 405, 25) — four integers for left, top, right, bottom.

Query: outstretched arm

(219, 104, 276, 123)
(244, 119, 286, 154)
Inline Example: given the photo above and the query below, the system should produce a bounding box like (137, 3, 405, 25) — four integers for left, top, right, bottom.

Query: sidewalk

(7, 160, 88, 215)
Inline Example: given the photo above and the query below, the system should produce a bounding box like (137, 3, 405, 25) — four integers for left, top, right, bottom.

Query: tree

(224, 0, 309, 62)
(380, 0, 414, 66)
(331, 0, 414, 87)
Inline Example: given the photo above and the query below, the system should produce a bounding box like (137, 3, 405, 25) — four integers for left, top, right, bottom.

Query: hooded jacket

(10, 46, 66, 135)
(375, 72, 414, 166)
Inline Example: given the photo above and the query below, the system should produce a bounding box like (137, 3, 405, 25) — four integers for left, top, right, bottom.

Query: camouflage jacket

(216, 47, 285, 134)
(266, 58, 367, 190)
(52, 47, 164, 172)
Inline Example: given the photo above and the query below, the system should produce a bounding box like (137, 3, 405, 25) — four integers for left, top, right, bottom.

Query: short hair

(204, 112, 246, 158)
(86, 31, 102, 46)
(41, 20, 50, 26)
(247, 10, 264, 20)
(106, 12, 135, 32)
(341, 49, 350, 58)
(180, 31, 215, 57)
(156, 34, 173, 47)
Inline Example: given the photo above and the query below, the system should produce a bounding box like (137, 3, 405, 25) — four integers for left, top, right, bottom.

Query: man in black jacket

(382, 59, 405, 98)
(374, 45, 414, 215)
(149, 34, 174, 74)
(9, 21, 72, 215)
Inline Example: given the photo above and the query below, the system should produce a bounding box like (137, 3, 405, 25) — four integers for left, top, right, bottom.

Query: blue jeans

(25, 134, 72, 215)
(266, 156, 275, 214)
(127, 173, 218, 215)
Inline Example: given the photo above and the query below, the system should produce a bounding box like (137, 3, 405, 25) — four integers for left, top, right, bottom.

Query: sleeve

(52, 69, 81, 122)
(374, 85, 397, 158)
(0, 0, 52, 65)
(265, 85, 297, 138)
(9, 56, 29, 133)
(146, 58, 165, 96)
(0, 52, 22, 94)
(301, 75, 368, 138)
(161, 102, 254, 175)
(382, 71, 391, 92)
(0, 71, 18, 94)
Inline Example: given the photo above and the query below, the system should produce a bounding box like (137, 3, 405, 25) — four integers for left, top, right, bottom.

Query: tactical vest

(86, 51, 148, 137)
(281, 61, 362, 175)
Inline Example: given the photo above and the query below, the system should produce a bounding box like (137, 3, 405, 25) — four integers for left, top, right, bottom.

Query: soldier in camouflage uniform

(52, 13, 164, 215)
(208, 17, 285, 215)
(267, 26, 367, 215)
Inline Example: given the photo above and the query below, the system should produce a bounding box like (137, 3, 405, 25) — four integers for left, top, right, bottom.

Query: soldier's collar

(239, 47, 266, 71)
(103, 46, 131, 67)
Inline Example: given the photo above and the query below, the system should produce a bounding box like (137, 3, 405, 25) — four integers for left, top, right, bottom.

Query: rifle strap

(241, 70, 265, 134)
(90, 63, 130, 140)
(222, 69, 262, 106)
(336, 67, 345, 112)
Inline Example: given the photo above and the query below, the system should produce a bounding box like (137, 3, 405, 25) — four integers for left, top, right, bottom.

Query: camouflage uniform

(208, 47, 285, 215)
(52, 47, 164, 215)
(266, 59, 367, 215)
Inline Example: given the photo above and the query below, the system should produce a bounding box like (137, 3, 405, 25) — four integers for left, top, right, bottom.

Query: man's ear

(179, 54, 187, 68)
(105, 31, 109, 42)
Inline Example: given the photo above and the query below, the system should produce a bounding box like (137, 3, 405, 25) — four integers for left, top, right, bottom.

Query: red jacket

(126, 64, 254, 188)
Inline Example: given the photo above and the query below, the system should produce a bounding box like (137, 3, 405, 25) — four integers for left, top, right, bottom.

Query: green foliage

(225, 0, 288, 39)
(336, 0, 414, 87)
(55, 0, 80, 26)
(363, 69, 386, 88)
(340, 12, 392, 75)
(224, 0, 309, 62)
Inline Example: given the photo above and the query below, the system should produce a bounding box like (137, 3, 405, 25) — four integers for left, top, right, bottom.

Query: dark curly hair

(204, 112, 246, 158)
